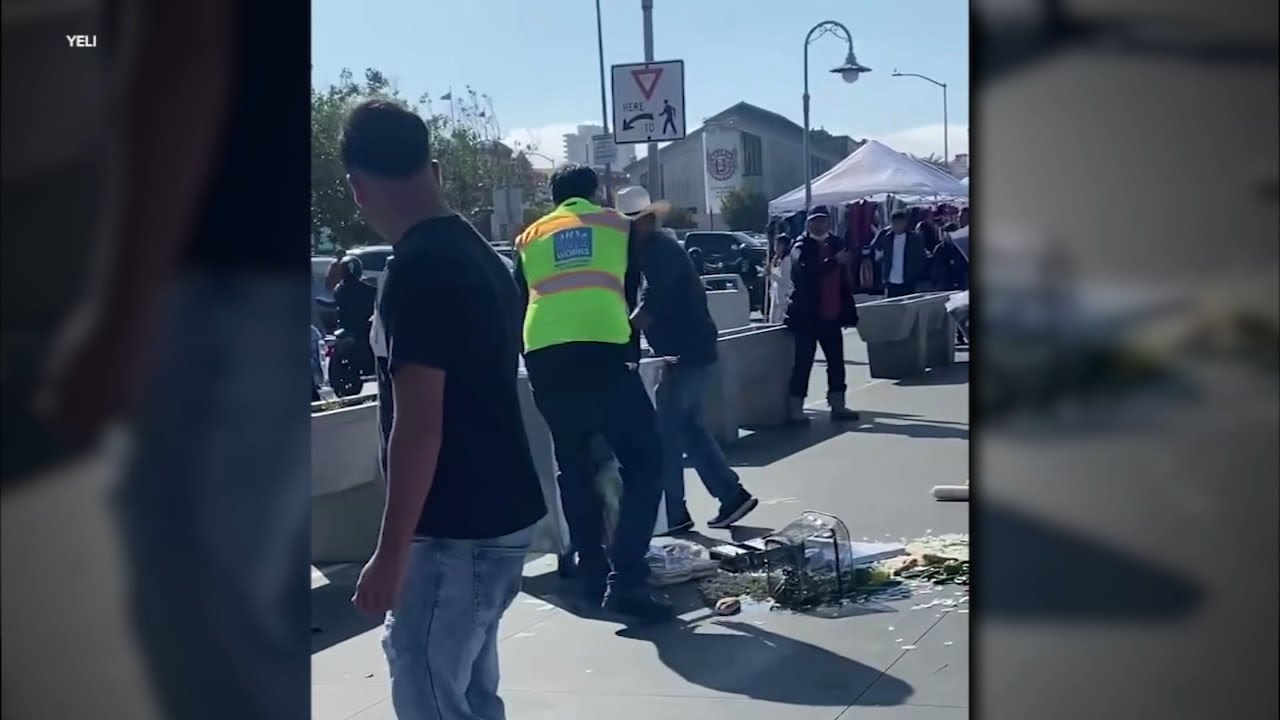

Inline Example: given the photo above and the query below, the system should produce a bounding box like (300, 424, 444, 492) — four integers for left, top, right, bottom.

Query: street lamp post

(802, 21, 871, 212)
(891, 70, 949, 168)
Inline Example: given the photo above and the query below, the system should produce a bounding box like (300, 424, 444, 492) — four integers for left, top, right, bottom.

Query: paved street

(311, 331, 971, 719)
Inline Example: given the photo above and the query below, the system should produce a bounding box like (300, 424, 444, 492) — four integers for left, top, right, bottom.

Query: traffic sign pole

(643, 0, 659, 197)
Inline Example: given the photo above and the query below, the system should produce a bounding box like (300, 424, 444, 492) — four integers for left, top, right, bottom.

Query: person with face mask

(782, 206, 862, 423)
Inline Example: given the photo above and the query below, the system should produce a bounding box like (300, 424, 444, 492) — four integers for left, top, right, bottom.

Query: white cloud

(502, 122, 588, 167)
(869, 123, 970, 161)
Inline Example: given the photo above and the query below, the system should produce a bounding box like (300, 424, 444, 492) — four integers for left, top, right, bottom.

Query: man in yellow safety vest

(512, 164, 673, 622)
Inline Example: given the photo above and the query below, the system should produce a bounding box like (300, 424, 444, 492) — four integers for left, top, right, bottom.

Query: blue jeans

(117, 272, 311, 720)
(655, 362, 744, 523)
(382, 524, 534, 720)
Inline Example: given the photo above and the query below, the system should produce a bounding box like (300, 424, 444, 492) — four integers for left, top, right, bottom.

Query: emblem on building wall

(706, 148, 738, 181)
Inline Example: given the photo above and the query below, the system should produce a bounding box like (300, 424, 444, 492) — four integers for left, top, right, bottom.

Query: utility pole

(595, 0, 613, 205)
(642, 0, 659, 196)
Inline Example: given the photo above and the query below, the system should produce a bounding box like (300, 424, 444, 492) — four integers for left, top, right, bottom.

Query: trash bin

(918, 291, 959, 368)
(856, 295, 928, 379)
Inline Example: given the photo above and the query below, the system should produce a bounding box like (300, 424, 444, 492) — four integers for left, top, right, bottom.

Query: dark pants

(886, 283, 915, 298)
(788, 323, 847, 398)
(525, 345, 663, 591)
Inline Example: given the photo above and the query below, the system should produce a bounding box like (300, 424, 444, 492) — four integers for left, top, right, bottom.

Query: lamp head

(831, 51, 872, 84)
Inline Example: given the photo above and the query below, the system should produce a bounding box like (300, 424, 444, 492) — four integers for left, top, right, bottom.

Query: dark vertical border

(1, 0, 314, 717)
(971, 0, 1278, 718)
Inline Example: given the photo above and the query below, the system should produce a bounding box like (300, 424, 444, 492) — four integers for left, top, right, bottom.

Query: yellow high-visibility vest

(516, 198, 632, 353)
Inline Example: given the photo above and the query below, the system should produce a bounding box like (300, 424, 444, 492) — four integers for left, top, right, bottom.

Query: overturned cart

(706, 511, 907, 609)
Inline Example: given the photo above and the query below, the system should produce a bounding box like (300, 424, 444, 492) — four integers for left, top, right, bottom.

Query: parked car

(682, 231, 767, 311)
(312, 256, 339, 332)
(344, 245, 394, 287)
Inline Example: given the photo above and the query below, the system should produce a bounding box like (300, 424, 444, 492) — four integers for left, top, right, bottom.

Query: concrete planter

(713, 325, 791, 435)
(857, 295, 928, 379)
(310, 396, 382, 564)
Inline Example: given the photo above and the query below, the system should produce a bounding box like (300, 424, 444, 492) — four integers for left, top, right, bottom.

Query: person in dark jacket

(868, 210, 930, 297)
(316, 255, 377, 375)
(783, 206, 861, 423)
(930, 225, 970, 291)
(621, 186, 759, 535)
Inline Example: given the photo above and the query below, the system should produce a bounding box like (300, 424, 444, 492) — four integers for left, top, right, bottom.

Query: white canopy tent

(768, 139, 969, 215)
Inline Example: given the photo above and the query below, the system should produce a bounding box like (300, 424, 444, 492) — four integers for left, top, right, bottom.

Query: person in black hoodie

(783, 206, 861, 423)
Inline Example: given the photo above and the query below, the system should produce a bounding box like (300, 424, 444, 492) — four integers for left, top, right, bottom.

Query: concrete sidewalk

(311, 331, 970, 719)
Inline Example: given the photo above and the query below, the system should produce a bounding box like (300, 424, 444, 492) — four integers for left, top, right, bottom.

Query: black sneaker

(659, 514, 696, 536)
(707, 492, 759, 529)
(603, 589, 676, 622)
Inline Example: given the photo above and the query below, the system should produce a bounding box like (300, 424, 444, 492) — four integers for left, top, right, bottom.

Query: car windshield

(350, 247, 392, 272)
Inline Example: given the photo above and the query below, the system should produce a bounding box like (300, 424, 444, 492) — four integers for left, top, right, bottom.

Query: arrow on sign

(630, 68, 663, 101)
(622, 113, 654, 131)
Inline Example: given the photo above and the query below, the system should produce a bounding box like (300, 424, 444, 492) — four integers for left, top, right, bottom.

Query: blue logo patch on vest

(552, 227, 593, 264)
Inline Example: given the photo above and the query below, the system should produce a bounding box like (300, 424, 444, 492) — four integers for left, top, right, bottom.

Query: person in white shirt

(868, 210, 928, 297)
(767, 231, 794, 324)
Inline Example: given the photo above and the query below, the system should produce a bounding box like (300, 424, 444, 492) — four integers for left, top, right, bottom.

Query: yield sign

(630, 68, 664, 101)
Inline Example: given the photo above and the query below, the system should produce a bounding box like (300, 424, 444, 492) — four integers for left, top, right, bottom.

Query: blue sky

(312, 0, 969, 166)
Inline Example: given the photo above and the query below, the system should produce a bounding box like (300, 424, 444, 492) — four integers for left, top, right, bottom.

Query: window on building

(742, 132, 763, 177)
(810, 156, 831, 178)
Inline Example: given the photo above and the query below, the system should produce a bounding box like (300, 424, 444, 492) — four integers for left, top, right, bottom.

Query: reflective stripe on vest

(529, 269, 627, 301)
(517, 199, 632, 353)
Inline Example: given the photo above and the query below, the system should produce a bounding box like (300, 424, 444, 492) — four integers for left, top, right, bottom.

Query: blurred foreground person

(514, 166, 673, 622)
(38, 3, 311, 719)
(343, 100, 546, 720)
(784, 206, 862, 423)
(618, 186, 758, 535)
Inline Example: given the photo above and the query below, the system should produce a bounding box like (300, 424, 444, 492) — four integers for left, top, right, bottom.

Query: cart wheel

(556, 552, 577, 579)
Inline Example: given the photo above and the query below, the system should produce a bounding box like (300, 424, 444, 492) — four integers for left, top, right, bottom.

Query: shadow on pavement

(518, 568, 710, 621)
(311, 566, 382, 653)
(732, 410, 967, 466)
(895, 360, 970, 387)
(979, 500, 1204, 620)
(727, 421, 857, 467)
(616, 619, 914, 707)
(855, 411, 970, 441)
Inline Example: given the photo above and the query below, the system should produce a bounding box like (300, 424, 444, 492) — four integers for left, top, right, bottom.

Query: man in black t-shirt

(342, 100, 546, 719)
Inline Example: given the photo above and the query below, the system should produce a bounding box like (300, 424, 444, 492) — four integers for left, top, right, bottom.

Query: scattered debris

(697, 533, 970, 616)
(714, 598, 742, 616)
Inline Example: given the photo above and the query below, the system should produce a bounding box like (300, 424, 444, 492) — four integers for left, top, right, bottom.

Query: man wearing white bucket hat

(618, 186, 760, 534)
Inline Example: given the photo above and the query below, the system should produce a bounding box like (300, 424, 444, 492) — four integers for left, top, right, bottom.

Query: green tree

(311, 68, 539, 249)
(720, 189, 769, 232)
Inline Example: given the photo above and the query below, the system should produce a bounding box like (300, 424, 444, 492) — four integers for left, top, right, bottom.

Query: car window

(685, 233, 735, 255)
(351, 248, 392, 272)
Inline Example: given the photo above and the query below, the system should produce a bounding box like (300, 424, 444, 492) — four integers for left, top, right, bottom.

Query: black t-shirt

(373, 215, 546, 539)
(183, 3, 306, 271)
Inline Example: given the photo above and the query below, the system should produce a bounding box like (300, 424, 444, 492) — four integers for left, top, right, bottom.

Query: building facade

(623, 102, 859, 228)
(562, 124, 637, 169)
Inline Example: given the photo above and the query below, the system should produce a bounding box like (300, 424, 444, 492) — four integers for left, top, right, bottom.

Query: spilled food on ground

(646, 511, 969, 616)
